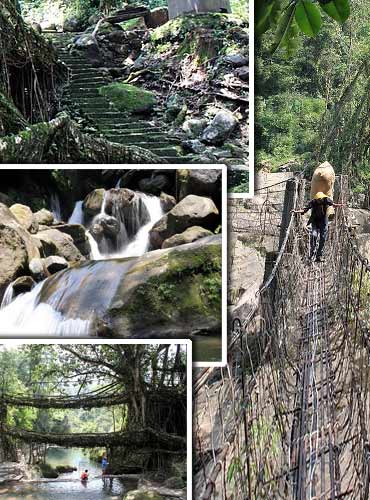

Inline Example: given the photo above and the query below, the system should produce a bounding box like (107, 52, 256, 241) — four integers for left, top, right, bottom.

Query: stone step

(104, 133, 173, 144)
(85, 111, 127, 119)
(101, 125, 163, 133)
(71, 76, 105, 83)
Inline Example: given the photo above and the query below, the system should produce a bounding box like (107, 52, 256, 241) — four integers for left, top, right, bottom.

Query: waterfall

(115, 177, 121, 188)
(101, 190, 108, 214)
(50, 193, 62, 222)
(118, 193, 164, 258)
(86, 231, 102, 260)
(0, 260, 132, 336)
(68, 200, 84, 225)
(1, 282, 14, 309)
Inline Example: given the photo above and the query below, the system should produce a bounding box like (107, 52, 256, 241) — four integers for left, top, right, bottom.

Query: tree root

(0, 112, 164, 164)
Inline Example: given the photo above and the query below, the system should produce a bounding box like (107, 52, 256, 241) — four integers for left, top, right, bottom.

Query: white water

(87, 231, 103, 260)
(68, 200, 84, 225)
(0, 281, 91, 335)
(94, 192, 164, 260)
(1, 282, 14, 309)
(117, 193, 163, 258)
(51, 193, 62, 222)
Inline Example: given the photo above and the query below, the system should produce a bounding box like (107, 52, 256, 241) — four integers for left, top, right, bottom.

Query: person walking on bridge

(291, 192, 343, 262)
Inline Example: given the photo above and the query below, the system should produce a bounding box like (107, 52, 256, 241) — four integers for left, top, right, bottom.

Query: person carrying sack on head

(291, 192, 343, 262)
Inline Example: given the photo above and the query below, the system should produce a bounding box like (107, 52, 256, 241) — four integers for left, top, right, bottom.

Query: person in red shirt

(81, 470, 89, 481)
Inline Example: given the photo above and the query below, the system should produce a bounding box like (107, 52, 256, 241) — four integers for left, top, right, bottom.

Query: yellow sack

(310, 161, 335, 218)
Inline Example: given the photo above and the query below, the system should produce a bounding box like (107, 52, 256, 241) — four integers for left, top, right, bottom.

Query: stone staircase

(49, 32, 188, 163)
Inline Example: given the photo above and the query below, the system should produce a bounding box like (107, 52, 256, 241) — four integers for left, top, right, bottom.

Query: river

(0, 448, 137, 499)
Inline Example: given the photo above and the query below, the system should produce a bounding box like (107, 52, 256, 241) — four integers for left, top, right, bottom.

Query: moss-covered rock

(39, 463, 59, 478)
(99, 83, 157, 114)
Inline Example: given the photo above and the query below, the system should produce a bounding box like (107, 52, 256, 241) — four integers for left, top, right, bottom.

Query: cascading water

(50, 192, 62, 222)
(0, 187, 164, 335)
(68, 200, 84, 225)
(0, 260, 133, 336)
(1, 282, 14, 309)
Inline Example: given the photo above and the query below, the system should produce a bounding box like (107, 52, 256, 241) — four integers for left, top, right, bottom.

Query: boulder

(88, 14, 101, 25)
(37, 229, 85, 263)
(348, 209, 370, 234)
(177, 169, 222, 201)
(182, 118, 208, 138)
(34, 208, 54, 226)
(10, 204, 39, 234)
(149, 195, 219, 249)
(201, 110, 238, 145)
(236, 65, 248, 81)
(12, 276, 36, 296)
(74, 33, 96, 48)
(91, 214, 120, 239)
(145, 7, 169, 28)
(159, 192, 176, 212)
(63, 17, 83, 32)
(53, 224, 91, 258)
(138, 175, 170, 195)
(162, 226, 213, 249)
(83, 188, 105, 219)
(29, 258, 47, 281)
(0, 204, 40, 300)
(124, 490, 162, 500)
(99, 83, 157, 113)
(225, 53, 248, 67)
(164, 476, 185, 489)
(40, 21, 56, 31)
(31, 22, 42, 34)
(182, 139, 206, 154)
(44, 256, 69, 274)
(358, 234, 370, 261)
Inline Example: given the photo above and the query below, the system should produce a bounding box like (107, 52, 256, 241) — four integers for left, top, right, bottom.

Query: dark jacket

(303, 197, 334, 226)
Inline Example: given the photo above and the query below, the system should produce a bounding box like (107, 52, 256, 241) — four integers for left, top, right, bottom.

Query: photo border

(228, 0, 254, 200)
(0, 338, 193, 499)
(1, 164, 227, 367)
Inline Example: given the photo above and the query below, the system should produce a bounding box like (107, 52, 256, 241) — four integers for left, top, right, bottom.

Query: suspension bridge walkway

(195, 175, 370, 499)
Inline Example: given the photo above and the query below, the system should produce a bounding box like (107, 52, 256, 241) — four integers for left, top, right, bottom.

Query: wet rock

(124, 489, 162, 500)
(201, 110, 238, 145)
(145, 7, 169, 28)
(63, 17, 83, 32)
(53, 224, 91, 258)
(44, 256, 69, 274)
(10, 204, 39, 234)
(0, 204, 41, 300)
(235, 65, 249, 81)
(12, 276, 36, 296)
(37, 229, 85, 263)
(177, 169, 222, 201)
(162, 226, 213, 248)
(34, 208, 54, 226)
(150, 195, 219, 249)
(29, 258, 46, 281)
(159, 192, 176, 213)
(138, 175, 170, 195)
(92, 214, 120, 238)
(83, 188, 105, 219)
(225, 53, 248, 67)
(182, 118, 208, 138)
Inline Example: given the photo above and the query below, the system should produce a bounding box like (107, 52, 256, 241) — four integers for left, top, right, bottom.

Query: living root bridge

(0, 112, 164, 163)
(3, 426, 186, 451)
(1, 393, 130, 410)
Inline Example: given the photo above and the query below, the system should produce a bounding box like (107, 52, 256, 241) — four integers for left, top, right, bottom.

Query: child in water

(81, 469, 89, 481)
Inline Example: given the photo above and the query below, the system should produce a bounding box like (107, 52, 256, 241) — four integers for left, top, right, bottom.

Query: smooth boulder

(0, 204, 41, 300)
(37, 229, 85, 263)
(162, 226, 213, 249)
(149, 195, 219, 249)
(10, 204, 39, 234)
(44, 256, 69, 274)
(34, 208, 54, 226)
(177, 169, 222, 200)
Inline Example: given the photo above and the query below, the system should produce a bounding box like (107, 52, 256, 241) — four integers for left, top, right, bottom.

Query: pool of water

(0, 448, 137, 499)
(194, 334, 222, 362)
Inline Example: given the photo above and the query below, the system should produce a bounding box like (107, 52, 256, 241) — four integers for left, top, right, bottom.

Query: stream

(0, 448, 137, 499)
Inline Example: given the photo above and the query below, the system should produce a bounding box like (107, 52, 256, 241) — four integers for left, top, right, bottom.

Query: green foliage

(256, 0, 351, 54)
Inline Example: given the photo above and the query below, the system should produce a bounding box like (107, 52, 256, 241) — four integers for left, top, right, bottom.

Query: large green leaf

(320, 0, 350, 23)
(271, 3, 296, 54)
(256, 0, 274, 35)
(295, 0, 322, 36)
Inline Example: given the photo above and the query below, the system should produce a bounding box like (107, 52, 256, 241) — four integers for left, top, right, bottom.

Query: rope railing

(195, 175, 370, 499)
